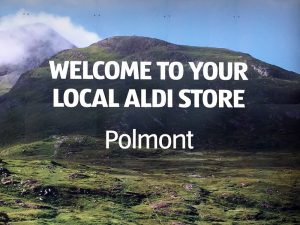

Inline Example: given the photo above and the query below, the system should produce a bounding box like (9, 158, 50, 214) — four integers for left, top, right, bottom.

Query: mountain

(0, 36, 299, 149)
(0, 23, 75, 95)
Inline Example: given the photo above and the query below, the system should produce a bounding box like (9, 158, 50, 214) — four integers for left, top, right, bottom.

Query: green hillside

(0, 36, 299, 148)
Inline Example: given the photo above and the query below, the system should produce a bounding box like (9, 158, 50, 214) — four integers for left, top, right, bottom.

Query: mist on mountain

(0, 23, 75, 95)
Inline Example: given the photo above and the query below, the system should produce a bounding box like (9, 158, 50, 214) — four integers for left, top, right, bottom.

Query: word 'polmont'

(106, 129, 194, 150)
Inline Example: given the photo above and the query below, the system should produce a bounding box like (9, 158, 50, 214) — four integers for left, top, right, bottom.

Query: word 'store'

(53, 88, 245, 108)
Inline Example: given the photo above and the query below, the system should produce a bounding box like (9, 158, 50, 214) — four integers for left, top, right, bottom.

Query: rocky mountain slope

(0, 36, 299, 149)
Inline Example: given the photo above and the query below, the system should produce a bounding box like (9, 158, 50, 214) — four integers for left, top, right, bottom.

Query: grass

(0, 136, 299, 224)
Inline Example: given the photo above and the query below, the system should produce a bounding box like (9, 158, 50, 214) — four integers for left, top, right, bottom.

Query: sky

(0, 0, 300, 73)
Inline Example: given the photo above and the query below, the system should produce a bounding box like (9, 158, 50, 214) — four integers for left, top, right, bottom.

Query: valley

(0, 136, 299, 224)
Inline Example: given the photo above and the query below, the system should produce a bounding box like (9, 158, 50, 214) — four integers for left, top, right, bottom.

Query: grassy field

(0, 136, 299, 224)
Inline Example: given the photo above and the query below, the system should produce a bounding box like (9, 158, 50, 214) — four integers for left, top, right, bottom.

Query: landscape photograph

(0, 0, 299, 224)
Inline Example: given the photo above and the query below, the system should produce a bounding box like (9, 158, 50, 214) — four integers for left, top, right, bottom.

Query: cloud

(0, 23, 75, 68)
(0, 10, 101, 47)
(0, 10, 101, 92)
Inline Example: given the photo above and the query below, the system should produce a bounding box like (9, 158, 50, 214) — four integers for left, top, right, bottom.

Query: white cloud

(0, 10, 101, 47)
(0, 23, 75, 67)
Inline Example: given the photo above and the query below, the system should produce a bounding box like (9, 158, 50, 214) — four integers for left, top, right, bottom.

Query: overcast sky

(1, 0, 300, 73)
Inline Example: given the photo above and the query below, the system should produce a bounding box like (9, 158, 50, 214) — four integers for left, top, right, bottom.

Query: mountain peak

(93, 36, 177, 55)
